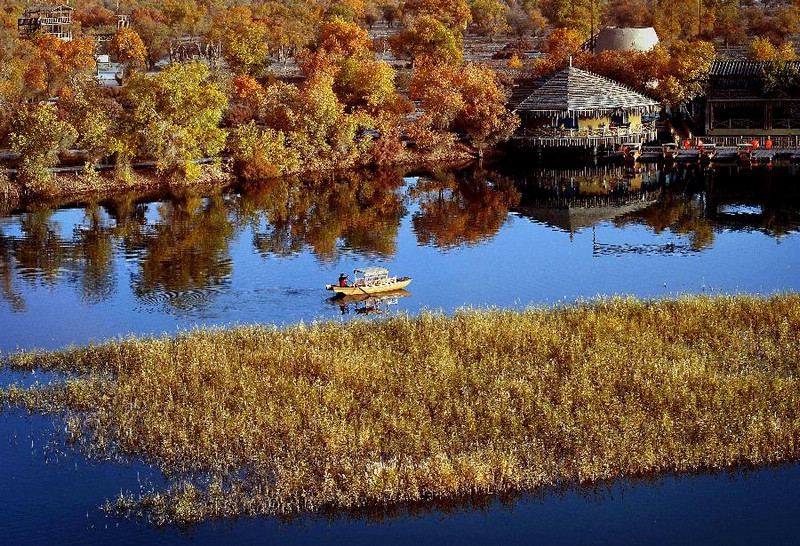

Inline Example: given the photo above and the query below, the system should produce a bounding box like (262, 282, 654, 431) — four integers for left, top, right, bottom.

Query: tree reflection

(615, 194, 715, 251)
(72, 204, 116, 304)
(0, 231, 25, 312)
(242, 169, 406, 261)
(12, 210, 68, 286)
(410, 168, 521, 248)
(133, 195, 235, 310)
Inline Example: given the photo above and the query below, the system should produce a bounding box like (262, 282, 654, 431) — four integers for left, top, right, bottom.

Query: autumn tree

(58, 78, 122, 171)
(401, 0, 472, 31)
(469, 0, 510, 39)
(292, 70, 375, 169)
(259, 1, 320, 64)
(131, 9, 171, 69)
(161, 0, 208, 37)
(711, 0, 746, 46)
(208, 7, 270, 76)
(389, 15, 463, 66)
(603, 0, 649, 27)
(121, 63, 228, 179)
(111, 27, 148, 74)
(10, 103, 77, 193)
(302, 18, 403, 115)
(541, 0, 605, 37)
(577, 40, 715, 107)
(530, 26, 583, 75)
(749, 36, 797, 61)
(410, 61, 519, 155)
(27, 35, 96, 98)
(225, 74, 265, 126)
(325, 0, 367, 23)
(228, 121, 300, 180)
(506, 1, 546, 38)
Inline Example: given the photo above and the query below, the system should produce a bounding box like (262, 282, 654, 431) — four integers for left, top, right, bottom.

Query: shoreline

(0, 147, 478, 212)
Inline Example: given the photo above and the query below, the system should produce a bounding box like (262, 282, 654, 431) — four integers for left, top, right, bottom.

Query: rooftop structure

(510, 66, 660, 149)
(18, 4, 73, 41)
(594, 27, 659, 54)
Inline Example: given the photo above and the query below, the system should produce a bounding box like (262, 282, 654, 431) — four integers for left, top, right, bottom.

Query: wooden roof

(512, 66, 660, 117)
(22, 4, 74, 15)
(711, 60, 800, 77)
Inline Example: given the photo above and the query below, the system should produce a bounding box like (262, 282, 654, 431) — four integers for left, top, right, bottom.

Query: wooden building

(704, 60, 800, 137)
(510, 65, 660, 149)
(18, 4, 73, 41)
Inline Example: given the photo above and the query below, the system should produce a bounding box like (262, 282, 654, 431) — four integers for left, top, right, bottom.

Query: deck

(510, 124, 658, 149)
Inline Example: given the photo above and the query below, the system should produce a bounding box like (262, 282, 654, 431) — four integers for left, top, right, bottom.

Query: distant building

(594, 27, 659, 54)
(703, 60, 800, 137)
(510, 65, 660, 149)
(18, 4, 73, 41)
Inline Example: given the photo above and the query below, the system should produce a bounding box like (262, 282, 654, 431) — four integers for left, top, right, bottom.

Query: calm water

(1, 161, 800, 543)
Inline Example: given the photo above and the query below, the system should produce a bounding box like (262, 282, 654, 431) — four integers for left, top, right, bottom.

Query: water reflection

(240, 170, 407, 261)
(410, 168, 521, 248)
(0, 163, 798, 315)
(132, 195, 235, 310)
(327, 289, 411, 316)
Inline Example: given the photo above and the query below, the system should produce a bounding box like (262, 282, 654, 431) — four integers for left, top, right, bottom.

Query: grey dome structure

(595, 27, 659, 54)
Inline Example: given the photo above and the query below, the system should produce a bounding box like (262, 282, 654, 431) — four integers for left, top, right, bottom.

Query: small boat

(326, 267, 412, 296)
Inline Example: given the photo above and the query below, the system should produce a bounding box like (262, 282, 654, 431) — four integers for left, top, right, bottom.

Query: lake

(1, 160, 799, 543)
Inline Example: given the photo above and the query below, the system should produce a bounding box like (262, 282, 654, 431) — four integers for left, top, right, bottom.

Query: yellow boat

(326, 267, 412, 296)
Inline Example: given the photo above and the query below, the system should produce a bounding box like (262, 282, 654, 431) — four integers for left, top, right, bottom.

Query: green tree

(122, 63, 228, 180)
(389, 15, 463, 66)
(228, 121, 301, 180)
(10, 103, 77, 194)
(208, 6, 271, 76)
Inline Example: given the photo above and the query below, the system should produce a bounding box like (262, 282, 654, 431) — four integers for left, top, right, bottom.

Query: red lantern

(752, 139, 759, 150)
(683, 139, 690, 149)
(765, 138, 773, 150)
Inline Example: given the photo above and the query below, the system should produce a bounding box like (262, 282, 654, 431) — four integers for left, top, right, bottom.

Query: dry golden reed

(5, 294, 800, 524)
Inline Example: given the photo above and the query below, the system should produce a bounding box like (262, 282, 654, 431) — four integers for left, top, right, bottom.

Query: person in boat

(338, 273, 349, 287)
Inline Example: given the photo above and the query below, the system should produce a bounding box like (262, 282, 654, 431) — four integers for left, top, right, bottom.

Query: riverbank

(3, 294, 799, 525)
(0, 145, 476, 211)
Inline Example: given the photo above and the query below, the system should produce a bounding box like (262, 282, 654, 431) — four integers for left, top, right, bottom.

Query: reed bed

(5, 295, 800, 525)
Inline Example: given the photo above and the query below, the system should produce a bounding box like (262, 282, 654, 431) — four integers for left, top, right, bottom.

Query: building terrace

(509, 65, 660, 149)
(18, 4, 73, 41)
(704, 60, 800, 137)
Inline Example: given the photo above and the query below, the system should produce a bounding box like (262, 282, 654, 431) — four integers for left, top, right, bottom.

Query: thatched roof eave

(511, 66, 660, 117)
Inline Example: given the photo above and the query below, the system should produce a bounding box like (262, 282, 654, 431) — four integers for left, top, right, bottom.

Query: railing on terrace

(772, 119, 800, 129)
(714, 118, 764, 130)
(512, 123, 657, 147)
(701, 135, 800, 148)
(708, 89, 762, 100)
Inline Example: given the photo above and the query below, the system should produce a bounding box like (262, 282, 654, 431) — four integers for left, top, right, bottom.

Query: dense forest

(1, 0, 798, 193)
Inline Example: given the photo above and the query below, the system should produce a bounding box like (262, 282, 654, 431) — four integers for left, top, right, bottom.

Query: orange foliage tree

(401, 0, 472, 31)
(111, 27, 148, 72)
(410, 61, 519, 155)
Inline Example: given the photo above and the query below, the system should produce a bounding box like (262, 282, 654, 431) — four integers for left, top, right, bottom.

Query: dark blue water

(2, 162, 800, 543)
